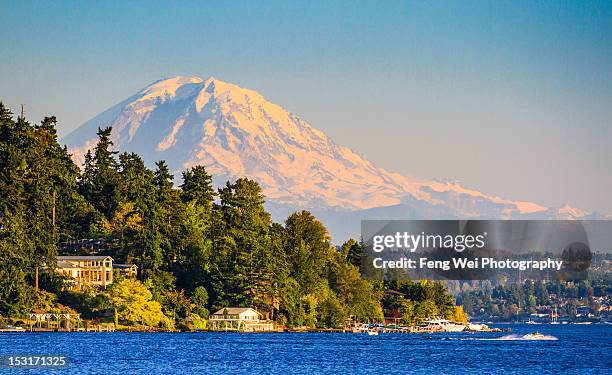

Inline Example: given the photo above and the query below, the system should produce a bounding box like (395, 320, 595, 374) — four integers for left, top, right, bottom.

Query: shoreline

(3, 318, 606, 334)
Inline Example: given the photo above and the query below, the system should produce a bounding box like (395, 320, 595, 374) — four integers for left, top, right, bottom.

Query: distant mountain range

(63, 76, 607, 241)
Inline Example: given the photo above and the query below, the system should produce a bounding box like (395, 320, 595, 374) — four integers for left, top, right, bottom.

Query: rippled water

(1, 324, 610, 374)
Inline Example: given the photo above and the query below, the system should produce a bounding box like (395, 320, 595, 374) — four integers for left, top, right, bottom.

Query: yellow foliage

(108, 279, 169, 327)
(92, 202, 143, 237)
(453, 305, 468, 323)
(110, 202, 143, 233)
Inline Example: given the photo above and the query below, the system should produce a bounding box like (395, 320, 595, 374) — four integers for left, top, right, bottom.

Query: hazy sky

(2, 0, 611, 212)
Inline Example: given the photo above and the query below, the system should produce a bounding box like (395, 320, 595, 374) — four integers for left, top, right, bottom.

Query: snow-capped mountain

(63, 76, 600, 240)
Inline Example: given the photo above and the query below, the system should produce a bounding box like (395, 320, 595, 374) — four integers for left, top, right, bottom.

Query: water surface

(1, 324, 610, 374)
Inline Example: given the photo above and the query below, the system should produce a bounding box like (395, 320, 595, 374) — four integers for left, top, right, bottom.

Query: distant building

(209, 307, 274, 332)
(113, 263, 138, 278)
(56, 256, 113, 289)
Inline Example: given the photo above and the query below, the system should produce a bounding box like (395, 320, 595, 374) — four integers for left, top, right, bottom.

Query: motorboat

(424, 317, 465, 332)
(522, 331, 546, 340)
(467, 323, 488, 331)
(352, 323, 371, 334)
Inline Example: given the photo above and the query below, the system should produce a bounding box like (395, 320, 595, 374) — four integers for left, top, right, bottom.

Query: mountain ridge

(63, 75, 604, 239)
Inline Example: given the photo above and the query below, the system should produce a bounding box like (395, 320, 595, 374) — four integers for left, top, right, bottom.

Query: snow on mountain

(63, 76, 597, 239)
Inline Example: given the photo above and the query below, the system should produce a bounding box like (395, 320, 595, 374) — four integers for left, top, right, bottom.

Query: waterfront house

(56, 255, 114, 289)
(209, 307, 274, 332)
(113, 263, 138, 278)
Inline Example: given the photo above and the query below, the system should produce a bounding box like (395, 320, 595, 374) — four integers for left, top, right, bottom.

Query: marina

(342, 317, 504, 335)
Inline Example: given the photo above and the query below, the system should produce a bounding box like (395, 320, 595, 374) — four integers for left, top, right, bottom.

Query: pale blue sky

(1, 0, 611, 212)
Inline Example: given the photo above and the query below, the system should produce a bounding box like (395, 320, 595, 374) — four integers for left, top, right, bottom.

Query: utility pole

(53, 190, 56, 226)
(36, 191, 56, 291)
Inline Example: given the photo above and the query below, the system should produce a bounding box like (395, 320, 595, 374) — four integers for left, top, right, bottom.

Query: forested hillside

(0, 103, 464, 329)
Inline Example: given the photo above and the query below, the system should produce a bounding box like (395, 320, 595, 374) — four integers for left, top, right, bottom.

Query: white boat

(467, 323, 488, 331)
(522, 331, 546, 340)
(367, 330, 378, 336)
(0, 325, 25, 332)
(424, 318, 465, 332)
(353, 323, 371, 334)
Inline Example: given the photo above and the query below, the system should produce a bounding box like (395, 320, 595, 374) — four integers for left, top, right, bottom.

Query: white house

(209, 307, 274, 332)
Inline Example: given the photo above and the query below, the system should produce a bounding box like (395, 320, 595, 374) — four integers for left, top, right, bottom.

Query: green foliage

(316, 294, 346, 328)
(57, 287, 110, 319)
(0, 104, 463, 329)
(191, 286, 209, 318)
(78, 127, 121, 219)
(175, 202, 213, 291)
(0, 106, 76, 315)
(144, 269, 176, 302)
(180, 165, 215, 208)
(0, 211, 35, 316)
(284, 211, 332, 295)
(382, 280, 458, 324)
(328, 259, 383, 323)
(209, 178, 272, 308)
(414, 299, 439, 321)
(162, 289, 192, 321)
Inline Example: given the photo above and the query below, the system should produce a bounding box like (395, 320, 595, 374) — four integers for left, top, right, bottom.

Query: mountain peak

(141, 75, 204, 95)
(138, 75, 252, 102)
(202, 75, 227, 88)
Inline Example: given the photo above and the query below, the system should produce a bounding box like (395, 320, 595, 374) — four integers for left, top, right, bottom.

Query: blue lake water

(1, 324, 610, 374)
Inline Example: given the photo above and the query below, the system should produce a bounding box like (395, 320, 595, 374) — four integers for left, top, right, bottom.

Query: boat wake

(476, 333, 558, 341)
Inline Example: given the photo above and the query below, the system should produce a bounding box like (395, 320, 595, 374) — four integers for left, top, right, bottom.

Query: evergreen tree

(78, 127, 121, 219)
(0, 106, 78, 314)
(180, 165, 215, 208)
(153, 161, 185, 270)
(153, 160, 174, 202)
(118, 152, 155, 206)
(284, 210, 332, 295)
(211, 179, 271, 308)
